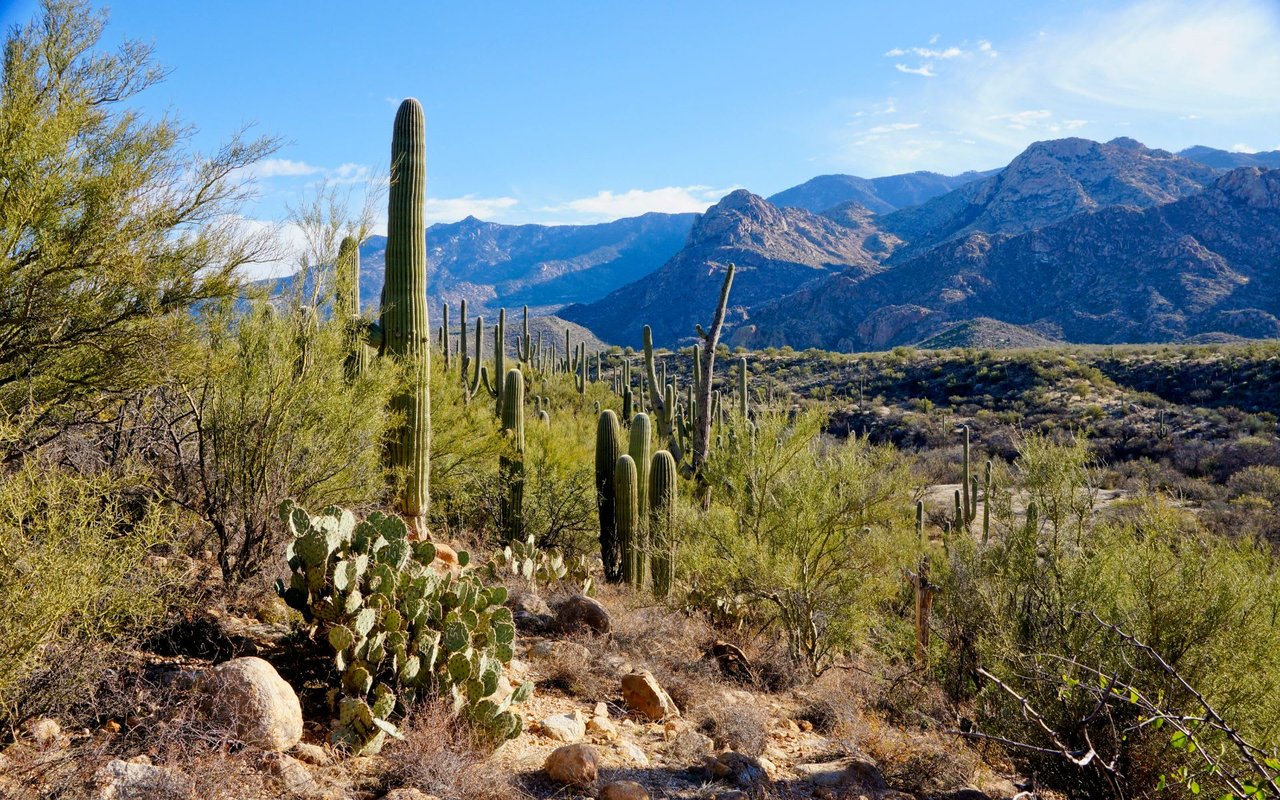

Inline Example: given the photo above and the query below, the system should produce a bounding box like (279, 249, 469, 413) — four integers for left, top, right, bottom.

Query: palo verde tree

(0, 0, 279, 457)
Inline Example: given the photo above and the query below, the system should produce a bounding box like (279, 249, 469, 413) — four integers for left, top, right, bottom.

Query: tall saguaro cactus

(499, 367, 525, 542)
(381, 98, 431, 538)
(336, 235, 367, 380)
(595, 410, 623, 582)
(615, 454, 641, 588)
(649, 450, 678, 598)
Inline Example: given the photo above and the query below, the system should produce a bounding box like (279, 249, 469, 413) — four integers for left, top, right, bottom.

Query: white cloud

(865, 122, 921, 135)
(424, 195, 519, 223)
(836, 0, 1280, 175)
(895, 64, 936, 77)
(546, 186, 735, 221)
(250, 158, 322, 179)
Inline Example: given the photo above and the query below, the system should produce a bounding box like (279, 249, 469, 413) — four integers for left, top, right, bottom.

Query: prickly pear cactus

(276, 501, 531, 755)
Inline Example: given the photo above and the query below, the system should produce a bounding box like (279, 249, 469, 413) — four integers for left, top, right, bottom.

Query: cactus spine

(649, 450, 678, 598)
(595, 410, 623, 582)
(499, 367, 525, 542)
(381, 98, 431, 537)
(615, 454, 641, 588)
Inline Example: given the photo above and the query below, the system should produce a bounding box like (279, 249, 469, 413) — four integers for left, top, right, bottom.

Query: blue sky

(4, 0, 1279, 240)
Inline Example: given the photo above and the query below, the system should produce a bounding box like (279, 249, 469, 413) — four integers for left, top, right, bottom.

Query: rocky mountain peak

(1214, 167, 1280, 208)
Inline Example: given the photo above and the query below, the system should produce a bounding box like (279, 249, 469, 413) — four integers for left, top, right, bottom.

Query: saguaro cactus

(381, 98, 431, 538)
(336, 235, 367, 380)
(595, 410, 622, 582)
(629, 412, 653, 520)
(499, 367, 525, 542)
(615, 454, 641, 588)
(649, 450, 678, 598)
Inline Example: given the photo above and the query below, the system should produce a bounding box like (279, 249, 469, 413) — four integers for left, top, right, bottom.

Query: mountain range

(278, 140, 1280, 352)
(561, 139, 1280, 349)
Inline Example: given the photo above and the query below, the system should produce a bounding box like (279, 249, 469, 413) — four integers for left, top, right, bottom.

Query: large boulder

(621, 670, 679, 720)
(197, 657, 303, 751)
(544, 743, 599, 788)
(555, 594, 611, 634)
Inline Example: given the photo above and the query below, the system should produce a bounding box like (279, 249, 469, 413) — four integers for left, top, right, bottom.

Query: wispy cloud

(838, 0, 1280, 175)
(545, 185, 735, 222)
(248, 158, 323, 179)
(895, 64, 936, 77)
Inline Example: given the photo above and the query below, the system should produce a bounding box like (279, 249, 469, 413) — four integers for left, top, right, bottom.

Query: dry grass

(380, 700, 523, 800)
(697, 701, 770, 756)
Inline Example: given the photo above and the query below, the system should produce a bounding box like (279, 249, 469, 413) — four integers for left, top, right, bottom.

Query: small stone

(793, 755, 886, 790)
(555, 594, 611, 634)
(196, 656, 304, 751)
(617, 740, 650, 766)
(703, 751, 770, 788)
(93, 759, 193, 800)
(540, 711, 587, 743)
(291, 742, 333, 766)
(544, 743, 599, 788)
(26, 717, 63, 750)
(667, 728, 713, 759)
(601, 780, 651, 800)
(798, 719, 814, 732)
(529, 639, 591, 662)
(101, 720, 122, 734)
(621, 670, 679, 720)
(259, 752, 316, 796)
(587, 716, 618, 736)
(594, 701, 609, 718)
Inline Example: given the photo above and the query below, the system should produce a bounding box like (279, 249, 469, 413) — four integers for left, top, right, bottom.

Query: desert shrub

(146, 299, 401, 582)
(687, 408, 918, 676)
(381, 700, 518, 800)
(937, 432, 1280, 798)
(698, 701, 769, 756)
(519, 405, 598, 558)
(0, 461, 171, 722)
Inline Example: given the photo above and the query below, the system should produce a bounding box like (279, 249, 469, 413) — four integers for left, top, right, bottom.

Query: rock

(259, 752, 317, 796)
(508, 590, 554, 632)
(544, 743, 599, 788)
(291, 742, 332, 767)
(555, 594, 611, 634)
(667, 728, 713, 759)
(793, 755, 886, 790)
(587, 715, 618, 736)
(593, 701, 610, 717)
(26, 717, 64, 749)
(616, 740, 650, 766)
(432, 543, 460, 569)
(540, 711, 587, 743)
(196, 656, 304, 751)
(601, 780, 651, 800)
(621, 670, 679, 720)
(528, 639, 592, 662)
(704, 751, 769, 788)
(93, 759, 193, 800)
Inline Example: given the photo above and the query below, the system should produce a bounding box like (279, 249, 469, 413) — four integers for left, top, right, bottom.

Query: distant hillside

(560, 190, 883, 347)
(914, 318, 1059, 350)
(282, 211, 696, 316)
(1179, 145, 1280, 170)
(767, 169, 994, 215)
(741, 167, 1280, 350)
(879, 137, 1219, 258)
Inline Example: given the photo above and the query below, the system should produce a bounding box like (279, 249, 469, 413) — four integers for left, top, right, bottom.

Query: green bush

(155, 297, 401, 582)
(0, 461, 170, 719)
(936, 434, 1280, 798)
(687, 408, 918, 676)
